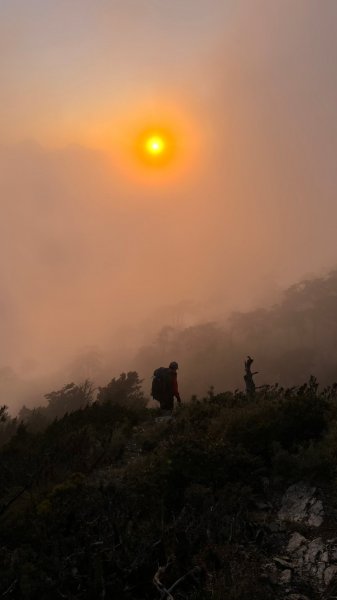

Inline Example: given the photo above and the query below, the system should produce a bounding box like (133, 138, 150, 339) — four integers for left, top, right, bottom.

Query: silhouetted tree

(18, 380, 95, 431)
(45, 380, 94, 418)
(97, 371, 145, 407)
(244, 356, 258, 397)
(0, 405, 8, 422)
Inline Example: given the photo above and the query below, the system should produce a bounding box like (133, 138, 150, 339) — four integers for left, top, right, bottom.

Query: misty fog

(1, 1, 337, 414)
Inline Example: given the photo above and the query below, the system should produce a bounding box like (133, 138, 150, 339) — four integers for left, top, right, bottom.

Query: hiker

(151, 361, 182, 413)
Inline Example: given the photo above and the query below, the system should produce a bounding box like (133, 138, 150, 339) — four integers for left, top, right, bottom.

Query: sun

(135, 127, 175, 168)
(114, 106, 200, 180)
(145, 135, 166, 156)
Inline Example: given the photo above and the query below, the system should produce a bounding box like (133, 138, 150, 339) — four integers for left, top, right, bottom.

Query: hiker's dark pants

(159, 394, 174, 411)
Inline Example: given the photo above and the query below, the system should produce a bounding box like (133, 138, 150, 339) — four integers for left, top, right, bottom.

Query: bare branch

(153, 558, 175, 599)
(168, 566, 202, 594)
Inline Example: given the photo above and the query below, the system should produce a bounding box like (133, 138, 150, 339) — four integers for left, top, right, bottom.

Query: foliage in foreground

(1, 375, 337, 598)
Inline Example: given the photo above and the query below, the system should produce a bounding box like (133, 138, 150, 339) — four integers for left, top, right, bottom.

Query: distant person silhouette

(151, 361, 182, 414)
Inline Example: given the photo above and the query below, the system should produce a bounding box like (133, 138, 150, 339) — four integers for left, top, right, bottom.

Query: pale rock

(306, 537, 323, 563)
(316, 562, 326, 580)
(280, 569, 292, 584)
(287, 532, 307, 553)
(307, 499, 324, 527)
(278, 482, 324, 527)
(324, 565, 337, 586)
(154, 415, 173, 423)
(330, 547, 337, 561)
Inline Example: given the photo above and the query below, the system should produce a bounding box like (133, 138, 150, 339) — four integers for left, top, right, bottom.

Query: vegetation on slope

(1, 372, 337, 598)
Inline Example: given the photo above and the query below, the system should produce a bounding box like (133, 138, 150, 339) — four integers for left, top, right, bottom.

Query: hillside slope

(1, 376, 337, 598)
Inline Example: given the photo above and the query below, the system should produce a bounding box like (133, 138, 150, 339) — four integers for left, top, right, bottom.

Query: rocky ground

(246, 482, 337, 599)
(95, 421, 337, 599)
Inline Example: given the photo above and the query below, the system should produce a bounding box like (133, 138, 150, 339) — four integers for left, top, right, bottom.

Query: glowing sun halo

(135, 128, 175, 168)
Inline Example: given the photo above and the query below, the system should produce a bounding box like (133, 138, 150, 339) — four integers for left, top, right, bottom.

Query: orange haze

(1, 0, 337, 412)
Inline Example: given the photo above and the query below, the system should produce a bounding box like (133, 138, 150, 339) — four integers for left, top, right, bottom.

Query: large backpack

(151, 367, 172, 401)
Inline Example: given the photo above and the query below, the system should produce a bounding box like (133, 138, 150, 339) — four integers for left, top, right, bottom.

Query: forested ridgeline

(2, 269, 337, 414)
(1, 374, 337, 598)
(136, 269, 337, 395)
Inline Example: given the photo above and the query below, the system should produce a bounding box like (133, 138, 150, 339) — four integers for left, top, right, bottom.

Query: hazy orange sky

(1, 0, 337, 394)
